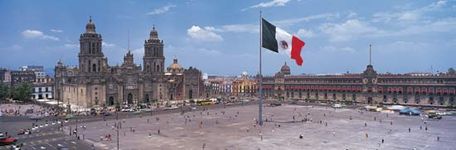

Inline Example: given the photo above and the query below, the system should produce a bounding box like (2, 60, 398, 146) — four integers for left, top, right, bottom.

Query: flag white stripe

(275, 27, 292, 55)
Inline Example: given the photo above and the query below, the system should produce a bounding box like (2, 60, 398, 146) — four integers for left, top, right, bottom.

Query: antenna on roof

(369, 44, 372, 65)
(127, 30, 130, 51)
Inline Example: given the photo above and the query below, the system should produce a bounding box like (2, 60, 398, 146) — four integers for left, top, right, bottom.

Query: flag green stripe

(262, 18, 278, 52)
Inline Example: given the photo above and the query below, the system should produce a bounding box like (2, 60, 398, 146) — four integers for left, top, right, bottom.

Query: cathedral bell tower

(78, 16, 107, 75)
(143, 26, 165, 75)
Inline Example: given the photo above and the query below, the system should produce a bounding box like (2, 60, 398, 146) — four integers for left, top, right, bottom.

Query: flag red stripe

(291, 36, 305, 66)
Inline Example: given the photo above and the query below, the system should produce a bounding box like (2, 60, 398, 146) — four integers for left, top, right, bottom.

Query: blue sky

(0, 0, 455, 76)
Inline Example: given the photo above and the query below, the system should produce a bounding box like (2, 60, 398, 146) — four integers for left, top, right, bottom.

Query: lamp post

(116, 109, 120, 150)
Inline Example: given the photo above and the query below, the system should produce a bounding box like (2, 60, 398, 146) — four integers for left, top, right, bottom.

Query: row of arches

(106, 93, 152, 106)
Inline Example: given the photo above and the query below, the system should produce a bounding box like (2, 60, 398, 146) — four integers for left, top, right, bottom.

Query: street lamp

(116, 107, 120, 150)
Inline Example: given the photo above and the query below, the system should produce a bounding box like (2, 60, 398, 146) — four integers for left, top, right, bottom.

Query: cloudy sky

(0, 0, 455, 76)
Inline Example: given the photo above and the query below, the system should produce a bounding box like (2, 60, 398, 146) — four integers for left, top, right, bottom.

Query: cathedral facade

(54, 18, 204, 108)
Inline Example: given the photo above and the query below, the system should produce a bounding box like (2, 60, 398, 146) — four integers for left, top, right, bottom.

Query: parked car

(426, 111, 442, 119)
(399, 108, 421, 116)
(269, 102, 282, 107)
(121, 107, 134, 112)
(0, 132, 17, 146)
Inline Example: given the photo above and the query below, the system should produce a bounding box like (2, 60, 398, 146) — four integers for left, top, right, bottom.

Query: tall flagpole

(259, 10, 263, 126)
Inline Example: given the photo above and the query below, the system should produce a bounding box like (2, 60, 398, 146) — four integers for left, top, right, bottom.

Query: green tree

(0, 82, 10, 102)
(12, 83, 32, 102)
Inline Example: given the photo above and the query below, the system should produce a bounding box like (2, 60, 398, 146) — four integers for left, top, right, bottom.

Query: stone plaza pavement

(77, 104, 456, 150)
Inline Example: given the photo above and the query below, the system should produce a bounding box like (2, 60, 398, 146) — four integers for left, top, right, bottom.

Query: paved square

(78, 104, 456, 150)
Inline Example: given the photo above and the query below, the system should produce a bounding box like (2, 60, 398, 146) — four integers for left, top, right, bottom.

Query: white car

(121, 108, 134, 112)
(140, 108, 152, 112)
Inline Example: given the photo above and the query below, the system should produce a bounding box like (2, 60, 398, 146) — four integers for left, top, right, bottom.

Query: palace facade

(262, 63, 456, 107)
(54, 18, 204, 108)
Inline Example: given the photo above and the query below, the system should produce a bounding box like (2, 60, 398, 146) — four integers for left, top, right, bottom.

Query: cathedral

(54, 17, 205, 109)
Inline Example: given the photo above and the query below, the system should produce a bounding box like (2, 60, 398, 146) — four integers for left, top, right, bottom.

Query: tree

(448, 68, 456, 75)
(0, 82, 10, 102)
(12, 83, 32, 102)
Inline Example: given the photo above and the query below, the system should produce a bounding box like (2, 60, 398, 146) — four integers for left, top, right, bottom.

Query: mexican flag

(262, 18, 305, 66)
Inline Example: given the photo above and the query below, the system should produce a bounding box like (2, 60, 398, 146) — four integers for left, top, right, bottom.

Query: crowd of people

(0, 104, 58, 117)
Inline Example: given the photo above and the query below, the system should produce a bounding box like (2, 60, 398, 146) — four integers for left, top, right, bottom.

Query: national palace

(261, 63, 456, 107)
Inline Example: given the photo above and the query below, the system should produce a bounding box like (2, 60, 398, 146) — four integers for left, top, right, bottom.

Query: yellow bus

(196, 99, 214, 106)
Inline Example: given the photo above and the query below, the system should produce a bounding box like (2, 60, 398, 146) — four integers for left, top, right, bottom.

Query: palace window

(450, 97, 454, 106)
(429, 96, 434, 105)
(415, 95, 421, 104)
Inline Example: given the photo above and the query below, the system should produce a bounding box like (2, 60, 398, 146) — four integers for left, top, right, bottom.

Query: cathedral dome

(150, 26, 159, 39)
(167, 58, 183, 74)
(85, 16, 96, 33)
(280, 62, 290, 75)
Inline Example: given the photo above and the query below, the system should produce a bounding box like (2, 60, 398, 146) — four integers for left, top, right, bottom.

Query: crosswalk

(14, 131, 62, 140)
(31, 121, 64, 131)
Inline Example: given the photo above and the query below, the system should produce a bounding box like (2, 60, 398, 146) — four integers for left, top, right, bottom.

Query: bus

(196, 99, 214, 106)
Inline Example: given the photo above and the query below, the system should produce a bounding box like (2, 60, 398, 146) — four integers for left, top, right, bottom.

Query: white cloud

(197, 48, 222, 56)
(64, 43, 79, 48)
(22, 29, 59, 41)
(187, 25, 223, 42)
(249, 0, 290, 9)
(372, 0, 448, 23)
(11, 44, 22, 50)
(321, 46, 356, 53)
(220, 24, 258, 33)
(147, 4, 176, 15)
(273, 13, 340, 27)
(346, 12, 357, 19)
(50, 29, 63, 33)
(383, 17, 456, 37)
(102, 41, 116, 47)
(0, 44, 22, 50)
(320, 19, 381, 42)
(296, 29, 315, 38)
